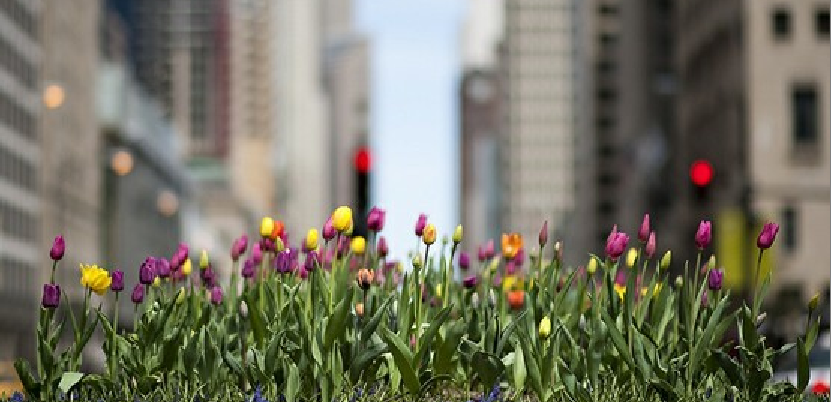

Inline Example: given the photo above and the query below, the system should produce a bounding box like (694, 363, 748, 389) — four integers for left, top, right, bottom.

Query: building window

(772, 8, 791, 39)
(781, 205, 797, 251)
(792, 84, 818, 145)
(817, 7, 830, 38)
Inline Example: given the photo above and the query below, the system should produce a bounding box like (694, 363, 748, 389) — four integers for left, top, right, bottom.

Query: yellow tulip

(614, 283, 626, 300)
(625, 248, 639, 268)
(502, 275, 523, 293)
(199, 250, 209, 270)
(79, 264, 112, 295)
(809, 293, 820, 311)
(181, 258, 193, 276)
(351, 236, 366, 255)
(641, 283, 663, 297)
(152, 277, 161, 288)
(452, 225, 463, 244)
(422, 223, 437, 245)
(538, 316, 552, 339)
(260, 217, 274, 237)
(305, 229, 319, 251)
(587, 257, 598, 274)
(434, 284, 443, 298)
(332, 206, 353, 232)
(660, 251, 672, 270)
(175, 288, 186, 305)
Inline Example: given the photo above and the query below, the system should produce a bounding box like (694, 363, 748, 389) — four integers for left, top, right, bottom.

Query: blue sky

(355, 0, 465, 260)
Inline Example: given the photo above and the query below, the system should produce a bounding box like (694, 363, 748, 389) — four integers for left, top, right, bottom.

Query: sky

(355, 0, 466, 260)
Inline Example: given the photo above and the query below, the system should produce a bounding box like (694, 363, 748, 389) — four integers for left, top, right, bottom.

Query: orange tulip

(502, 233, 523, 259)
(507, 290, 525, 310)
(270, 220, 285, 240)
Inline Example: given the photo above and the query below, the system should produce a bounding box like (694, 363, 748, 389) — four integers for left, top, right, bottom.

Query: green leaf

(379, 326, 420, 395)
(325, 287, 353, 351)
(433, 320, 466, 375)
(806, 315, 820, 351)
(601, 309, 636, 369)
(285, 362, 300, 402)
(495, 310, 528, 356)
(414, 307, 451, 367)
(14, 358, 39, 398)
(797, 337, 809, 391)
(349, 343, 387, 382)
(58, 372, 84, 393)
(472, 351, 504, 391)
(689, 294, 728, 380)
(512, 340, 527, 390)
(517, 332, 544, 400)
(362, 294, 393, 343)
(245, 293, 268, 349)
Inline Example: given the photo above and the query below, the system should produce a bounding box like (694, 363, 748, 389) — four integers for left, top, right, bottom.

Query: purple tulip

(139, 257, 156, 285)
(615, 270, 627, 286)
(305, 251, 320, 272)
(50, 235, 65, 261)
(483, 240, 495, 259)
(492, 272, 503, 287)
(506, 261, 518, 276)
(260, 238, 275, 253)
(155, 258, 171, 278)
(241, 258, 256, 278)
(200, 265, 216, 287)
(297, 267, 309, 280)
(131, 284, 145, 304)
(462, 275, 478, 289)
(458, 252, 470, 271)
(376, 236, 389, 258)
(367, 207, 386, 232)
(414, 214, 427, 237)
(42, 284, 60, 308)
(322, 218, 336, 241)
(210, 286, 223, 305)
(605, 227, 629, 261)
(695, 220, 712, 249)
(513, 248, 525, 266)
(645, 232, 656, 259)
(477, 245, 487, 262)
(336, 236, 350, 258)
(111, 270, 125, 292)
(638, 214, 650, 243)
(539, 220, 548, 247)
(701, 290, 709, 307)
(275, 250, 293, 274)
(176, 244, 189, 262)
(251, 243, 263, 265)
(231, 235, 248, 261)
(708, 269, 723, 291)
(756, 222, 779, 250)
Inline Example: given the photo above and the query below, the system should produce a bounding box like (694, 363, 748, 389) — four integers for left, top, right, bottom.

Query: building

(746, 0, 830, 299)
(321, 0, 371, 234)
(502, 0, 586, 262)
(459, 0, 505, 251)
(0, 0, 41, 362)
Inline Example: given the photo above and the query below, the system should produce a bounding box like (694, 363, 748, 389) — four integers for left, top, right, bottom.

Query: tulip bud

(471, 293, 480, 309)
(707, 255, 716, 269)
(355, 303, 365, 317)
(674, 275, 683, 288)
(462, 275, 478, 289)
(181, 258, 192, 276)
(332, 206, 353, 232)
(275, 237, 285, 253)
(139, 257, 156, 285)
(376, 236, 389, 258)
(707, 269, 723, 291)
(756, 222, 779, 250)
(412, 255, 423, 269)
(231, 235, 248, 261)
(605, 228, 629, 261)
(42, 284, 61, 308)
(638, 214, 650, 243)
(809, 293, 820, 312)
(305, 229, 319, 252)
(322, 218, 336, 241)
(210, 286, 223, 305)
(701, 290, 709, 307)
(488, 289, 497, 308)
(155, 258, 171, 278)
(356, 269, 374, 290)
(453, 225, 463, 244)
(152, 277, 161, 288)
(260, 217, 274, 238)
(131, 283, 145, 304)
(538, 316, 552, 339)
(241, 258, 255, 278)
(239, 301, 249, 318)
(695, 220, 712, 249)
(539, 221, 548, 247)
(175, 288, 186, 305)
(434, 284, 443, 298)
(367, 207, 386, 232)
(111, 270, 125, 292)
(625, 248, 639, 268)
(645, 232, 656, 259)
(199, 250, 209, 270)
(660, 251, 671, 271)
(422, 224, 437, 245)
(458, 252, 470, 271)
(414, 214, 427, 237)
(587, 257, 598, 274)
(50, 235, 66, 261)
(554, 241, 562, 261)
(351, 236, 366, 255)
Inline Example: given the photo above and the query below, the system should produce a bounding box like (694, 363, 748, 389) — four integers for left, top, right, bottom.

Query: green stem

(49, 260, 57, 285)
(110, 292, 120, 380)
(752, 250, 765, 318)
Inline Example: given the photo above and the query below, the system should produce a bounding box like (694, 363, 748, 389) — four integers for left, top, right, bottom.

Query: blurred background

(0, 0, 827, 382)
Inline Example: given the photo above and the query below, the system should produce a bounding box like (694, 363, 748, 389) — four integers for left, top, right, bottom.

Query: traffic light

(690, 159, 713, 204)
(353, 147, 371, 237)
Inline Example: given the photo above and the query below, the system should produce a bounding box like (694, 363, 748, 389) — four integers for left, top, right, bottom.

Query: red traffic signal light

(354, 147, 371, 174)
(690, 159, 713, 187)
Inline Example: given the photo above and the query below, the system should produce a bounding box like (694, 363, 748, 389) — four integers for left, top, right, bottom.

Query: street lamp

(43, 84, 65, 109)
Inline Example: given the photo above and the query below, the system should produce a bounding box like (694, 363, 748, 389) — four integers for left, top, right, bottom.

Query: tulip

(181, 258, 192, 276)
(260, 217, 274, 238)
(50, 235, 65, 261)
(251, 242, 263, 265)
(483, 240, 495, 259)
(376, 236, 389, 258)
(322, 218, 336, 241)
(305, 229, 319, 252)
(645, 232, 656, 258)
(175, 288, 186, 305)
(131, 284, 144, 304)
(462, 275, 478, 289)
(297, 267, 309, 280)
(241, 258, 256, 278)
(507, 290, 524, 310)
(625, 248, 639, 268)
(422, 224, 437, 245)
(111, 270, 124, 292)
(155, 258, 171, 278)
(538, 316, 552, 339)
(210, 286, 223, 305)
(79, 264, 112, 295)
(605, 228, 629, 261)
(304, 251, 319, 272)
(514, 248, 525, 266)
(638, 214, 650, 242)
(356, 269, 374, 290)
(587, 257, 598, 274)
(674, 275, 683, 288)
(660, 251, 671, 270)
(505, 261, 518, 276)
(367, 207, 386, 232)
(42, 284, 60, 308)
(701, 290, 709, 307)
(199, 250, 209, 270)
(539, 221, 548, 247)
(708, 269, 723, 291)
(139, 258, 156, 285)
(274, 250, 291, 274)
(270, 220, 285, 240)
(756, 222, 779, 249)
(332, 206, 353, 232)
(458, 252, 470, 271)
(453, 225, 463, 244)
(351, 236, 366, 255)
(501, 233, 523, 259)
(477, 245, 487, 262)
(695, 220, 712, 249)
(231, 235, 248, 261)
(414, 214, 428, 236)
(355, 303, 365, 318)
(152, 277, 161, 287)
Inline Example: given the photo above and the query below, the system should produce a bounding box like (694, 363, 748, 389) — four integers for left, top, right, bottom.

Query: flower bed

(11, 208, 829, 401)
